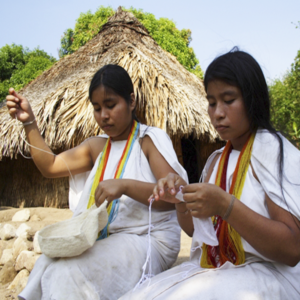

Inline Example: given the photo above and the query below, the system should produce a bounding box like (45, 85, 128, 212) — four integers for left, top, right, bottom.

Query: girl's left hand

(94, 179, 124, 207)
(182, 183, 231, 218)
(151, 172, 187, 203)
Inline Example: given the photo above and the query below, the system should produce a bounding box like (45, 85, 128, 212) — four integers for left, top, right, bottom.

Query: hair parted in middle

(89, 64, 138, 121)
(204, 47, 271, 133)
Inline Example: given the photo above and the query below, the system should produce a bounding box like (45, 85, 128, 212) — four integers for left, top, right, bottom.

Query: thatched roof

(0, 7, 217, 160)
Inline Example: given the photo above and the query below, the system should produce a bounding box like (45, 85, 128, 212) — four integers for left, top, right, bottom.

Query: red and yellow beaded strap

(201, 132, 256, 268)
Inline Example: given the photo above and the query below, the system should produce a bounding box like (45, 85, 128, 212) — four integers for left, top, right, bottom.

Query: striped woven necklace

(201, 132, 255, 268)
(87, 120, 140, 239)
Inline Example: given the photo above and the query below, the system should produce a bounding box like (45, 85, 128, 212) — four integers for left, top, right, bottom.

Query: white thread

(135, 265, 199, 290)
(190, 245, 202, 252)
(16, 116, 78, 194)
(134, 197, 155, 290)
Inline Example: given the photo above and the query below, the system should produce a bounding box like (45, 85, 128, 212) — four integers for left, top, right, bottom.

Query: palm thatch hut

(0, 7, 223, 208)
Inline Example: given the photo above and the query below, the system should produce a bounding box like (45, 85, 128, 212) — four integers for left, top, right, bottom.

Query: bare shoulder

(204, 152, 221, 183)
(139, 134, 157, 160)
(139, 135, 152, 159)
(81, 137, 107, 164)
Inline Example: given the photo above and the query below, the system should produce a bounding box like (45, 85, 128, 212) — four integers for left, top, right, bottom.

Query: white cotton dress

(18, 125, 188, 300)
(120, 129, 300, 300)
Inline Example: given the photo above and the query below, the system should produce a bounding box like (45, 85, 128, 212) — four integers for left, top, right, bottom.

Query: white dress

(120, 129, 300, 300)
(19, 125, 188, 300)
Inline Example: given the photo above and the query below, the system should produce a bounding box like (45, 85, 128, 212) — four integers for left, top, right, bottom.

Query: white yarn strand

(16, 116, 78, 194)
(134, 197, 155, 290)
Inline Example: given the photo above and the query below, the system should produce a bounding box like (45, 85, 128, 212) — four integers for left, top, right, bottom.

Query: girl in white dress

(120, 48, 300, 300)
(6, 64, 188, 300)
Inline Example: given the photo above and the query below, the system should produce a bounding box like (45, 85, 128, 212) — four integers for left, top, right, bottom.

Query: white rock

(16, 223, 31, 239)
(0, 224, 16, 240)
(15, 250, 39, 272)
(13, 236, 31, 259)
(12, 209, 31, 222)
(7, 269, 29, 290)
(33, 231, 42, 254)
(0, 248, 13, 265)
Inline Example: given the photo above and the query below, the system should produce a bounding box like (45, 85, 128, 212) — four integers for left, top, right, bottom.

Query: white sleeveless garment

(19, 125, 188, 300)
(120, 129, 300, 300)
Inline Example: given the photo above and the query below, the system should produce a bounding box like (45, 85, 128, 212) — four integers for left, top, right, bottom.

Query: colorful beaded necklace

(87, 120, 140, 239)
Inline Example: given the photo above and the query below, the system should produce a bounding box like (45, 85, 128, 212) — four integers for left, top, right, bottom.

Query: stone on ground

(0, 224, 16, 240)
(16, 223, 31, 239)
(12, 209, 31, 222)
(13, 236, 32, 260)
(15, 251, 40, 272)
(0, 249, 13, 266)
(8, 269, 29, 290)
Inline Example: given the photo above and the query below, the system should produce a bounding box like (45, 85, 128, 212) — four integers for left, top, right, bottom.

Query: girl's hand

(183, 183, 231, 218)
(6, 88, 35, 123)
(151, 173, 187, 203)
(94, 179, 125, 207)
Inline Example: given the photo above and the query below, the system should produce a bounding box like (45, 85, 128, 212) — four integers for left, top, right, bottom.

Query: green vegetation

(0, 44, 56, 101)
(1, 7, 203, 103)
(270, 50, 300, 146)
(59, 6, 114, 57)
(59, 6, 203, 78)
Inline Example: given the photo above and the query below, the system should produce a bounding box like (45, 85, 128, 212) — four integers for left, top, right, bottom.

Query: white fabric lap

(121, 261, 293, 300)
(20, 232, 171, 300)
(40, 233, 160, 300)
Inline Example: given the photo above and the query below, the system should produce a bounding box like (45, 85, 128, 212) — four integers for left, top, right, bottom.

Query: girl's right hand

(151, 173, 187, 203)
(6, 88, 35, 123)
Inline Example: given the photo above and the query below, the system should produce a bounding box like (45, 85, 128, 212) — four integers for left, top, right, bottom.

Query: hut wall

(181, 136, 226, 183)
(171, 136, 184, 166)
(181, 137, 200, 183)
(0, 156, 69, 208)
(195, 139, 226, 177)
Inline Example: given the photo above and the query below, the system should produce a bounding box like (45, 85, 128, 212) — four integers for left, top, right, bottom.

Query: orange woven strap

(201, 132, 255, 268)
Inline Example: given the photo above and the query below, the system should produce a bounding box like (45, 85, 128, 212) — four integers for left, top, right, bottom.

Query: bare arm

(225, 193, 300, 266)
(94, 135, 179, 210)
(6, 88, 104, 178)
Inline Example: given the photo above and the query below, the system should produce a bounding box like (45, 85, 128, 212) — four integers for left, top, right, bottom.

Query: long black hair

(89, 64, 138, 121)
(204, 47, 298, 218)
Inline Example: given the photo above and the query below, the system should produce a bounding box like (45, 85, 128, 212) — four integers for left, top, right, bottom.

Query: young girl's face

(207, 79, 251, 151)
(91, 85, 136, 141)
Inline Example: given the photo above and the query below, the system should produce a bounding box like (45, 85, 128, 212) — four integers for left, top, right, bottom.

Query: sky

(1, 0, 299, 83)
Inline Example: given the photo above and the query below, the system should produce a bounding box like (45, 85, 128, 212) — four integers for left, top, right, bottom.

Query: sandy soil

(0, 207, 192, 299)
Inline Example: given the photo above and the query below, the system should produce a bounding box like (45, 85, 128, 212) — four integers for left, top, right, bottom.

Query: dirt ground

(0, 207, 192, 299)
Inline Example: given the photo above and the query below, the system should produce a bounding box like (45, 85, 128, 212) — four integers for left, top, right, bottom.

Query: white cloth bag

(38, 201, 108, 258)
